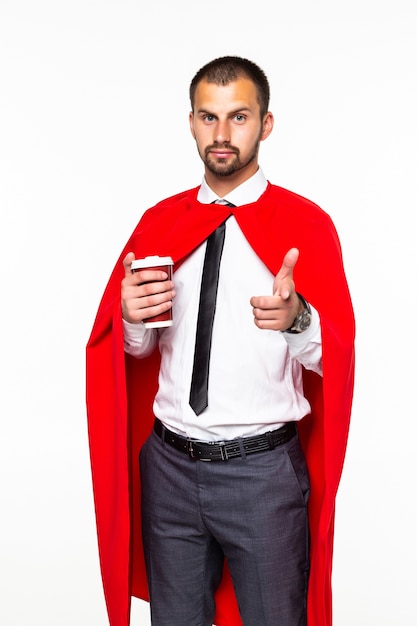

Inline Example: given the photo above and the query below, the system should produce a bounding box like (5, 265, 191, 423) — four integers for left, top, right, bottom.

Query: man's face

(189, 78, 273, 187)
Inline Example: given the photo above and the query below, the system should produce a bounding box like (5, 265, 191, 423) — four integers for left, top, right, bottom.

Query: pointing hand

(250, 248, 303, 331)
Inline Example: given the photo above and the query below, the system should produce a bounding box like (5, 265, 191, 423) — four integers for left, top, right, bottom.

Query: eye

(202, 114, 216, 123)
(234, 114, 246, 123)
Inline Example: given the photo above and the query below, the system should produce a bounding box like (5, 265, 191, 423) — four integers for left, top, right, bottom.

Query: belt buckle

(219, 443, 228, 461)
(186, 440, 197, 460)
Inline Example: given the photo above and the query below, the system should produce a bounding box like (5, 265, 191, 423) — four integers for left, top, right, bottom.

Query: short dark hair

(189, 56, 270, 119)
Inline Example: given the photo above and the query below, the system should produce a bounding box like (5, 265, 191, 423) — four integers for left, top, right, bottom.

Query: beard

(201, 137, 261, 178)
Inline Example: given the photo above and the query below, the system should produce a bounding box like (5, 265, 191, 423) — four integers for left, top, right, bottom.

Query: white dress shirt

(124, 169, 322, 441)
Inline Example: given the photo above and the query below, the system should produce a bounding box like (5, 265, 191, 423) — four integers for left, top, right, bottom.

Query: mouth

(208, 148, 237, 160)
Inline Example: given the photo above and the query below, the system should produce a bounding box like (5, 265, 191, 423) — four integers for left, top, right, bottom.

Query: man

(86, 56, 355, 626)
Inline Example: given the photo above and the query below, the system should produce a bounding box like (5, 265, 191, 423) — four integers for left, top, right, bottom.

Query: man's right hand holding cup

(121, 252, 176, 326)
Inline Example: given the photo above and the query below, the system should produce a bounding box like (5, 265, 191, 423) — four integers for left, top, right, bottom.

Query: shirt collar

(197, 168, 268, 206)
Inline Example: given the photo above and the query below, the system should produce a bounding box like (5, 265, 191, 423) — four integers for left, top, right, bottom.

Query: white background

(1, 1, 416, 624)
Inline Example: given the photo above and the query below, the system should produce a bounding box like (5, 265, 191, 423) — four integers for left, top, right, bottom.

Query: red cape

(86, 183, 355, 626)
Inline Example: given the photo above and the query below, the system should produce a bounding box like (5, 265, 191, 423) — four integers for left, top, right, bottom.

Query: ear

(189, 111, 196, 139)
(260, 112, 274, 141)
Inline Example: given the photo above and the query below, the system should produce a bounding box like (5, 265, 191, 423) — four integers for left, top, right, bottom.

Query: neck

(204, 163, 259, 198)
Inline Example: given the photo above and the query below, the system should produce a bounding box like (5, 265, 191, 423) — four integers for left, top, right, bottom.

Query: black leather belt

(153, 418, 296, 462)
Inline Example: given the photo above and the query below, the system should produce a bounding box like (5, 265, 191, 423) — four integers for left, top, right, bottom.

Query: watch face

(299, 316, 310, 331)
(292, 310, 312, 333)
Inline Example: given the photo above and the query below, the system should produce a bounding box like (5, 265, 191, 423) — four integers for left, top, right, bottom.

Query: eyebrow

(196, 107, 253, 116)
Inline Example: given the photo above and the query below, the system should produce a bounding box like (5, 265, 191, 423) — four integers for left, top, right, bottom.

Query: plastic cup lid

(131, 255, 173, 270)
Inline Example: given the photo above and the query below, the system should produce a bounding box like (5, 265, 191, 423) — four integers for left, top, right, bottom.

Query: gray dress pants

(140, 428, 310, 626)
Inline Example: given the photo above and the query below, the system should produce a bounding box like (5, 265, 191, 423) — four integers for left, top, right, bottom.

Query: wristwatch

(284, 293, 312, 334)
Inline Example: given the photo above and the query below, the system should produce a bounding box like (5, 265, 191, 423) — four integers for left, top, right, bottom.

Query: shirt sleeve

(123, 319, 158, 358)
(281, 305, 322, 376)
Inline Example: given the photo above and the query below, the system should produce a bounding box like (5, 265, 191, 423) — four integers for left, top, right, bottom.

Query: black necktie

(189, 202, 234, 415)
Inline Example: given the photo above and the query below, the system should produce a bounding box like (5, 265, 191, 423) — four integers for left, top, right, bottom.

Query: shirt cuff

(123, 318, 148, 346)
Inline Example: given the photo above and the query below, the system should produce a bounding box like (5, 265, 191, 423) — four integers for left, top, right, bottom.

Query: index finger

(279, 247, 299, 277)
(123, 252, 135, 277)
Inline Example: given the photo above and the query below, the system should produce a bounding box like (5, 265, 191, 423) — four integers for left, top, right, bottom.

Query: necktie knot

(212, 199, 235, 208)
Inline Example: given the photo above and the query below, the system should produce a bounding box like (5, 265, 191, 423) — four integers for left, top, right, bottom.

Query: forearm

(123, 319, 158, 358)
(282, 305, 322, 376)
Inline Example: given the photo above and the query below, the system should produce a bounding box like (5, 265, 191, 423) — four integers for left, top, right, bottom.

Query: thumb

(123, 252, 136, 277)
(273, 247, 299, 298)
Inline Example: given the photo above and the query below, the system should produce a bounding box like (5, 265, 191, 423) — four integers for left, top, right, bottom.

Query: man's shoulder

(137, 186, 200, 226)
(153, 186, 200, 209)
(266, 182, 324, 213)
(262, 183, 335, 234)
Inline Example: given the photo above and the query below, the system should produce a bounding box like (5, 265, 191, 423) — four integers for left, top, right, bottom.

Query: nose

(213, 119, 230, 145)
